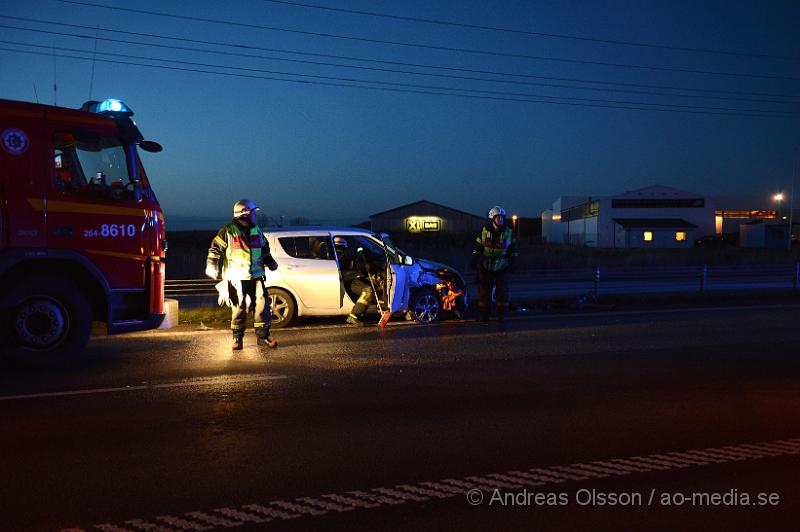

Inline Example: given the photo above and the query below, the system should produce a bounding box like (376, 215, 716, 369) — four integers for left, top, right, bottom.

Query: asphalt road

(2, 305, 800, 531)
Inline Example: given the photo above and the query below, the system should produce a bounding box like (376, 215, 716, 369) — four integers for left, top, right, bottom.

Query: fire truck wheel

(411, 288, 441, 324)
(3, 278, 92, 359)
(268, 288, 295, 328)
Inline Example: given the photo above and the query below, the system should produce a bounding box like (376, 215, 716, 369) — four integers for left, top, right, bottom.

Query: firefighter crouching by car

(334, 236, 384, 327)
(472, 205, 518, 323)
(206, 199, 279, 350)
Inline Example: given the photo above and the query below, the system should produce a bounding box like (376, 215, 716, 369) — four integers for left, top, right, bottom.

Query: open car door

(385, 252, 408, 314)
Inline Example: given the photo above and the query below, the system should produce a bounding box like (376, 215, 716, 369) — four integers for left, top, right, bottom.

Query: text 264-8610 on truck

(0, 98, 166, 360)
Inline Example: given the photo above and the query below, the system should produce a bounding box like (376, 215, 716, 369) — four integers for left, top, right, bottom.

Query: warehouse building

(542, 185, 714, 248)
(370, 200, 485, 236)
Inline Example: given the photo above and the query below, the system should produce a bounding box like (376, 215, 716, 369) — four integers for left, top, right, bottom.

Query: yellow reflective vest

(473, 224, 518, 272)
(207, 222, 268, 280)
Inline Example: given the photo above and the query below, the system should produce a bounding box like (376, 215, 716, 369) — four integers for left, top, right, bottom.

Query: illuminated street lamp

(774, 193, 785, 220)
(512, 214, 519, 237)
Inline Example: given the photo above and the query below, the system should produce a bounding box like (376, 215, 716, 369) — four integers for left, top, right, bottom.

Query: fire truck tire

(410, 288, 441, 324)
(268, 287, 295, 328)
(2, 277, 92, 360)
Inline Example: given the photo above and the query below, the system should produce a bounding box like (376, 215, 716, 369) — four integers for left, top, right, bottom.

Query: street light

(774, 193, 784, 220)
(512, 214, 518, 237)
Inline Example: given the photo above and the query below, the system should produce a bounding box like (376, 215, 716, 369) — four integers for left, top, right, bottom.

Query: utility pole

(790, 159, 796, 251)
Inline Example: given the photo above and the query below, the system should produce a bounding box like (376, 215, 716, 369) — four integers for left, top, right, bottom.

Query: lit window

(675, 231, 686, 241)
(643, 231, 653, 242)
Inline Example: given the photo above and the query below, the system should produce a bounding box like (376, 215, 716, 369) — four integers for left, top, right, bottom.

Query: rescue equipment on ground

(435, 280, 464, 311)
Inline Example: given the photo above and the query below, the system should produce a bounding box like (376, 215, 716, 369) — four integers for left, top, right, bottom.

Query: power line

(53, 0, 800, 82)
(4, 23, 797, 107)
(4, 39, 797, 115)
(5, 15, 798, 101)
(260, 0, 800, 62)
(1, 45, 795, 119)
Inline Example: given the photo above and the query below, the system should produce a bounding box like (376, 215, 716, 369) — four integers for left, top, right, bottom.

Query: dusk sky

(1, 0, 798, 228)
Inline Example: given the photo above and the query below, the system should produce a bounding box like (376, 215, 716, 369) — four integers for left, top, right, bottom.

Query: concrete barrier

(158, 298, 180, 329)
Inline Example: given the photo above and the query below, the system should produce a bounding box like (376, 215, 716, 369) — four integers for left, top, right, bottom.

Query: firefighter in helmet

(206, 199, 279, 350)
(471, 205, 518, 322)
(334, 236, 383, 327)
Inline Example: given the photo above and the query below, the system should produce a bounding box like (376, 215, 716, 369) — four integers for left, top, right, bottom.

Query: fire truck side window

(53, 131, 135, 199)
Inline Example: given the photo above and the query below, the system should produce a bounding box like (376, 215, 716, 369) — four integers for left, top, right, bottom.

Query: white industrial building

(542, 185, 716, 248)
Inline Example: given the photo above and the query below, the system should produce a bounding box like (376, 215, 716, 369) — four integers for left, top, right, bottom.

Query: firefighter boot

(256, 335, 278, 349)
(232, 331, 244, 351)
(346, 314, 366, 327)
(255, 327, 278, 348)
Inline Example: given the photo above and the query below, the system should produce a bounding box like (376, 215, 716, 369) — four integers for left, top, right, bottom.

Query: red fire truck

(0, 98, 166, 359)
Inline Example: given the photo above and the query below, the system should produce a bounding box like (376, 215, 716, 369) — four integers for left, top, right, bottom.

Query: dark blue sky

(1, 0, 798, 228)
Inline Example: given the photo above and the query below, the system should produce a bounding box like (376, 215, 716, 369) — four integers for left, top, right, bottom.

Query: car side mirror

(139, 140, 163, 153)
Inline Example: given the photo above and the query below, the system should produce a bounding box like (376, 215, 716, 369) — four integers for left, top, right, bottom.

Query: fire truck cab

(0, 98, 166, 360)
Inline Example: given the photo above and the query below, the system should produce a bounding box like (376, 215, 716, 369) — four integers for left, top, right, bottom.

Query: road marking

(0, 374, 289, 402)
(64, 437, 800, 532)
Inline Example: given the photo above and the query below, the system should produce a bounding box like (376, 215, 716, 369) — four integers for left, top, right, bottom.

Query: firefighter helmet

(488, 205, 506, 220)
(233, 199, 260, 218)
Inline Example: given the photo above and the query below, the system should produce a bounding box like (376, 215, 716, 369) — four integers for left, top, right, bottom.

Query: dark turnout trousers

(349, 277, 375, 318)
(231, 278, 271, 339)
(477, 268, 509, 319)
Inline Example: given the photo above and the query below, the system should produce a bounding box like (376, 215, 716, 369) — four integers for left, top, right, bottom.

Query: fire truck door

(46, 130, 148, 288)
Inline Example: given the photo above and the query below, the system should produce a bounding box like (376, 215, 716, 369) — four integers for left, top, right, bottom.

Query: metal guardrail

(165, 279, 218, 297)
(166, 263, 800, 301)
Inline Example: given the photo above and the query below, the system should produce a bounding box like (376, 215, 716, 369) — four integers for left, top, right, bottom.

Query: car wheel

(268, 288, 296, 328)
(411, 288, 441, 324)
(2, 277, 92, 361)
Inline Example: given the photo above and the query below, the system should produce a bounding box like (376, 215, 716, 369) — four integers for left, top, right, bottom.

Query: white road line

(269, 501, 326, 516)
(240, 504, 297, 520)
(71, 437, 800, 532)
(568, 463, 625, 476)
(373, 487, 428, 502)
(552, 465, 608, 478)
(124, 518, 177, 531)
(488, 473, 547, 486)
(0, 374, 289, 402)
(183, 512, 240, 528)
(155, 515, 209, 531)
(622, 457, 671, 471)
(296, 497, 353, 513)
(418, 481, 466, 495)
(396, 484, 453, 499)
(348, 490, 405, 506)
(320, 494, 379, 509)
(212, 508, 269, 524)
(531, 467, 582, 481)
(465, 476, 524, 490)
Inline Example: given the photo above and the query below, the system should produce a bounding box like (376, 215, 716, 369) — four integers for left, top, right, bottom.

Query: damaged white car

(263, 227, 466, 328)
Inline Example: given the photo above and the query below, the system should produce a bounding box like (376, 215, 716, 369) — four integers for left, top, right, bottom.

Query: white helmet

(488, 205, 506, 220)
(233, 199, 259, 218)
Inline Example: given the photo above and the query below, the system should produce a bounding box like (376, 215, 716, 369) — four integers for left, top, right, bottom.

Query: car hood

(415, 258, 457, 273)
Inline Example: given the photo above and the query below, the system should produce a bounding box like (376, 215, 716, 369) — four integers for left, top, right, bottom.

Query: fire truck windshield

(54, 131, 142, 199)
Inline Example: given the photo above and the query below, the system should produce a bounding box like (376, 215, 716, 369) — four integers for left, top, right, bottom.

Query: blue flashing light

(97, 98, 132, 115)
